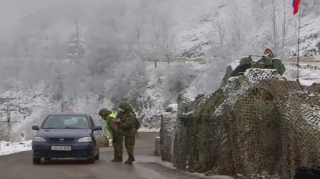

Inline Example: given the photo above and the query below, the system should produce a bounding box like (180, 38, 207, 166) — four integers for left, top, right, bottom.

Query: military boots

(111, 156, 122, 162)
(124, 155, 135, 164)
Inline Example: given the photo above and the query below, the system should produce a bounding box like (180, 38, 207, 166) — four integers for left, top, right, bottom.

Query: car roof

(48, 112, 90, 116)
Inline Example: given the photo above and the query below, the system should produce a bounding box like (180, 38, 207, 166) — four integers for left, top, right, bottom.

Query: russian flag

(292, 0, 301, 15)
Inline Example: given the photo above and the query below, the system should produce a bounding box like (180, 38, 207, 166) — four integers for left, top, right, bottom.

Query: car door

(89, 116, 99, 145)
(88, 116, 98, 155)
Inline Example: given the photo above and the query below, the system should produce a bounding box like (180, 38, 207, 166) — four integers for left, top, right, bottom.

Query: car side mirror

(93, 126, 102, 131)
(32, 125, 39, 130)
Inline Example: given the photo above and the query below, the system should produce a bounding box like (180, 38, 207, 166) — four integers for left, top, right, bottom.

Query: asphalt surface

(0, 132, 210, 179)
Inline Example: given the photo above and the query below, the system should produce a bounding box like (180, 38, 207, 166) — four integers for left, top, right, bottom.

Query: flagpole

(296, 4, 301, 81)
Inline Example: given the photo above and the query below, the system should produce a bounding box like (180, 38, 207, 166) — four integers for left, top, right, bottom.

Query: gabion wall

(160, 69, 320, 179)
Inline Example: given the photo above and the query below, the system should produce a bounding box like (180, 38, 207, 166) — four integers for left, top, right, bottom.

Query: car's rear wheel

(33, 158, 41, 164)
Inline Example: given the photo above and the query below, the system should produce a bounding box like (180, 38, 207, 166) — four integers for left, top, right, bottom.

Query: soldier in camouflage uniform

(115, 101, 140, 164)
(264, 48, 275, 59)
(99, 108, 123, 162)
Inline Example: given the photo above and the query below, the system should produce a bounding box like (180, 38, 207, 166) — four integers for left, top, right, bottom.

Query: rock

(165, 107, 173, 113)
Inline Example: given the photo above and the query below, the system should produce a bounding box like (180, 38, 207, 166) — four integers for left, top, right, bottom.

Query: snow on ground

(138, 128, 160, 132)
(0, 140, 32, 156)
(299, 79, 316, 86)
(283, 60, 320, 85)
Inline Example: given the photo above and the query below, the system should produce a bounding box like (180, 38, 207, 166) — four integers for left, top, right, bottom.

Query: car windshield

(42, 115, 90, 129)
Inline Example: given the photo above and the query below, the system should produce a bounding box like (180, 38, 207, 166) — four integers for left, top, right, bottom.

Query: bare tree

(132, 16, 176, 68)
(214, 16, 225, 47)
(278, 0, 291, 58)
(229, 2, 242, 54)
(281, 0, 287, 49)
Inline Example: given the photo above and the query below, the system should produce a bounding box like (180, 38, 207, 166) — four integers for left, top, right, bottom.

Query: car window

(42, 115, 90, 129)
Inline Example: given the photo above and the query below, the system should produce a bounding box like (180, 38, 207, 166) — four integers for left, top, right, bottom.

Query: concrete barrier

(154, 136, 161, 156)
(21, 132, 25, 142)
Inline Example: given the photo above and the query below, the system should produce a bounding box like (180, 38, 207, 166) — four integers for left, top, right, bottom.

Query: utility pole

(6, 103, 12, 142)
(7, 104, 10, 139)
(296, 8, 301, 81)
(0, 104, 8, 142)
(61, 98, 64, 112)
(294, 0, 302, 81)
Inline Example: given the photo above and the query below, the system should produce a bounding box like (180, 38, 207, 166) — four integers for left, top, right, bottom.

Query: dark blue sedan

(31, 112, 102, 164)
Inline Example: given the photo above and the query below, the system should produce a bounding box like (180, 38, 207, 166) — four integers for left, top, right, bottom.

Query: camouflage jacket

(118, 112, 137, 137)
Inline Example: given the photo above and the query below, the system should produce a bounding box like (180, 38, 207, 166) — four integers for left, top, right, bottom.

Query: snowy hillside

(1, 59, 319, 142)
(0, 60, 206, 141)
(1, 0, 320, 142)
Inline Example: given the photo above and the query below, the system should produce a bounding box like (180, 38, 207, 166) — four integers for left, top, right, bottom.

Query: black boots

(111, 156, 122, 162)
(112, 155, 135, 164)
(124, 155, 135, 164)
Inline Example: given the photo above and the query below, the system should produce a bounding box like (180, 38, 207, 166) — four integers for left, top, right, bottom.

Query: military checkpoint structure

(159, 49, 320, 179)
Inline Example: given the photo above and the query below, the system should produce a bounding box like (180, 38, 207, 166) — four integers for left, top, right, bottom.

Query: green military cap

(98, 108, 111, 116)
(119, 101, 131, 110)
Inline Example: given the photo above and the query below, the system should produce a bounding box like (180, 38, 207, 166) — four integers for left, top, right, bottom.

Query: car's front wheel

(87, 157, 95, 164)
(95, 148, 100, 160)
(33, 158, 41, 164)
(87, 152, 96, 164)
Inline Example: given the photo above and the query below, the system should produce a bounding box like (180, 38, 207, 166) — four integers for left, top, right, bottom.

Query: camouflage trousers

(124, 135, 136, 155)
(113, 135, 123, 157)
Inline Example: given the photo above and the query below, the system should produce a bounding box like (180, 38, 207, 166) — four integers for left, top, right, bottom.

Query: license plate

(51, 146, 71, 151)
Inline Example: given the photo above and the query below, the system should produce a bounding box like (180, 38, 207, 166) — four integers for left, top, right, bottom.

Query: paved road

(0, 132, 209, 179)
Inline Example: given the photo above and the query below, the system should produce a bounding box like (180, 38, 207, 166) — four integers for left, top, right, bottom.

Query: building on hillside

(286, 56, 318, 63)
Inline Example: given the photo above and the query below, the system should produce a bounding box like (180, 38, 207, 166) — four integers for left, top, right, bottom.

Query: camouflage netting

(160, 68, 320, 179)
(160, 104, 178, 162)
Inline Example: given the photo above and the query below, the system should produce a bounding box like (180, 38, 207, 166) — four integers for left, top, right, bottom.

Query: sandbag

(99, 135, 109, 147)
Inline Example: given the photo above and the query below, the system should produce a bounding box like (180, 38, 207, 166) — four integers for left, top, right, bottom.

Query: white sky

(0, 0, 106, 33)
(0, 1, 56, 29)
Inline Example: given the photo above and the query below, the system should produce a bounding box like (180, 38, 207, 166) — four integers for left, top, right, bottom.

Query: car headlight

(77, 137, 92, 142)
(33, 136, 46, 142)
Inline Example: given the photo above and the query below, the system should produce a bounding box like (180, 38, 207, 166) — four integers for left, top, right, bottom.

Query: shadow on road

(40, 159, 98, 165)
